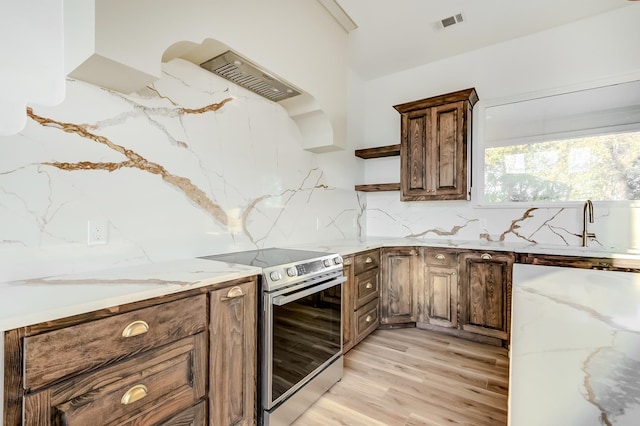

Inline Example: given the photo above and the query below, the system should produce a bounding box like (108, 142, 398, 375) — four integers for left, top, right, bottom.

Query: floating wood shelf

(355, 183, 400, 192)
(355, 144, 400, 159)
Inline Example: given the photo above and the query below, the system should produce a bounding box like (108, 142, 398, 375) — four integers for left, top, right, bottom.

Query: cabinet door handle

(365, 257, 373, 264)
(365, 315, 373, 323)
(435, 254, 445, 260)
(481, 253, 492, 260)
(365, 282, 373, 289)
(222, 286, 245, 300)
(452, 272, 457, 276)
(122, 320, 149, 338)
(121, 384, 148, 405)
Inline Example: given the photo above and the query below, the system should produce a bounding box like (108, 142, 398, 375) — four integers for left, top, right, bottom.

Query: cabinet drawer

(354, 250, 380, 275)
(24, 333, 207, 425)
(423, 248, 458, 266)
(24, 294, 207, 390)
(355, 298, 379, 344)
(158, 400, 207, 425)
(354, 269, 379, 309)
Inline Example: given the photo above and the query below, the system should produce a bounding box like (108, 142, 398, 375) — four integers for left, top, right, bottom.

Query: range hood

(201, 51, 301, 102)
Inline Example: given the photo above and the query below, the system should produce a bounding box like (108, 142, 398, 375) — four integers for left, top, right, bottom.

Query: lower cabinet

(341, 249, 381, 352)
(419, 248, 459, 329)
(458, 250, 513, 342)
(159, 400, 207, 425)
(380, 247, 419, 325)
(5, 278, 258, 426)
(209, 281, 256, 426)
(363, 246, 514, 345)
(341, 255, 356, 353)
(23, 334, 207, 425)
(418, 247, 514, 346)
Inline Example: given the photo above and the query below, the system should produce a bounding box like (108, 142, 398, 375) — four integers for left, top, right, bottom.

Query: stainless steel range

(202, 248, 345, 426)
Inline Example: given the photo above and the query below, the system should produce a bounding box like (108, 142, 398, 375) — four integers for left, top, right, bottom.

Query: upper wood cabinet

(394, 88, 478, 201)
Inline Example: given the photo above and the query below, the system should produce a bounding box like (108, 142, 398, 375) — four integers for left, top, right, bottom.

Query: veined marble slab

(510, 264, 640, 425)
(0, 58, 362, 283)
(0, 258, 260, 332)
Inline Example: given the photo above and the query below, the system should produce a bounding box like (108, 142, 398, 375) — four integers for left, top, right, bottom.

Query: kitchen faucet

(582, 199, 596, 247)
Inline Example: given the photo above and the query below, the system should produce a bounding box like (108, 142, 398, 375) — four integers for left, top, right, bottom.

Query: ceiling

(335, 0, 632, 81)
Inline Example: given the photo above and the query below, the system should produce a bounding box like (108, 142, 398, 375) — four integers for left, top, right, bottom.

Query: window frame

(472, 76, 640, 209)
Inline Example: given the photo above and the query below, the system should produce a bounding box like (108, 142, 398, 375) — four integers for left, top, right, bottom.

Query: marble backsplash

(2, 58, 638, 284)
(365, 192, 640, 252)
(0, 59, 363, 282)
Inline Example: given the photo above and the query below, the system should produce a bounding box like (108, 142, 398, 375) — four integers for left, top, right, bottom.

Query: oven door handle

(272, 276, 346, 306)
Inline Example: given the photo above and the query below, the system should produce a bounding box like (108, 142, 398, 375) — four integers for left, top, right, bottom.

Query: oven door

(262, 273, 346, 410)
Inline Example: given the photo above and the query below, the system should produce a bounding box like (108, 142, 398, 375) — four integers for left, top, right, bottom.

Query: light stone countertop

(510, 264, 640, 425)
(0, 258, 261, 332)
(3, 238, 639, 333)
(1, 239, 639, 425)
(290, 237, 640, 260)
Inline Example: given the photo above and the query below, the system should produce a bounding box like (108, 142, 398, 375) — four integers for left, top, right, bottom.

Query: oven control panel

(263, 254, 344, 290)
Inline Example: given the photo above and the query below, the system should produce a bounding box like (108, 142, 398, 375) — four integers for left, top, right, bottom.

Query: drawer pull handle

(122, 320, 149, 338)
(365, 257, 373, 264)
(224, 286, 245, 299)
(343, 259, 353, 266)
(435, 254, 445, 260)
(365, 315, 373, 323)
(365, 282, 373, 289)
(121, 384, 148, 405)
(481, 253, 492, 260)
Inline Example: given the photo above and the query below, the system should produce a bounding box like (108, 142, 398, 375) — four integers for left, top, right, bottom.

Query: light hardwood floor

(292, 327, 509, 426)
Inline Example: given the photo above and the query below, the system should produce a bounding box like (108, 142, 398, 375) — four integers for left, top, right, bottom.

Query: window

(485, 130, 640, 203)
(479, 79, 640, 205)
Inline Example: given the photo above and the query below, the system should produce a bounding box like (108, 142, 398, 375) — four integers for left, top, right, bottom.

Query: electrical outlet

(87, 219, 108, 245)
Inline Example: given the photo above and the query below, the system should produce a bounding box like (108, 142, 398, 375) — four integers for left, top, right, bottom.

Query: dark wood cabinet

(341, 255, 356, 353)
(416, 247, 513, 346)
(331, 250, 379, 354)
(4, 277, 259, 426)
(209, 281, 256, 426)
(23, 334, 207, 425)
(16, 294, 209, 426)
(419, 248, 459, 329)
(459, 251, 513, 343)
(380, 247, 419, 325)
(394, 88, 478, 201)
(352, 249, 380, 345)
(158, 400, 207, 426)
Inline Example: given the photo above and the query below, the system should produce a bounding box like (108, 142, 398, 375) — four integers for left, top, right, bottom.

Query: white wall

(359, 5, 640, 250)
(73, 0, 350, 151)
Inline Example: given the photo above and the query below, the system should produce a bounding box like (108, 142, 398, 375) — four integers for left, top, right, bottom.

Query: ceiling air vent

(436, 12, 465, 29)
(201, 51, 301, 102)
